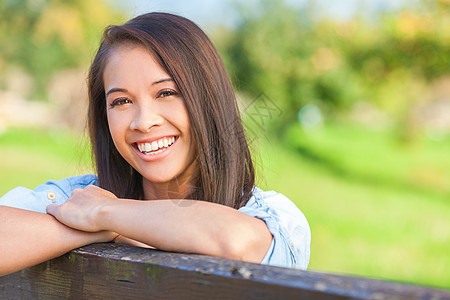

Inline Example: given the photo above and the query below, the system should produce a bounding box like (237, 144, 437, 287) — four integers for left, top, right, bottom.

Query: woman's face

(104, 44, 197, 197)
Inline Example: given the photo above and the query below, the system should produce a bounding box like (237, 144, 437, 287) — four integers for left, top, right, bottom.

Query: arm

(47, 186, 272, 263)
(0, 206, 116, 276)
(114, 234, 154, 248)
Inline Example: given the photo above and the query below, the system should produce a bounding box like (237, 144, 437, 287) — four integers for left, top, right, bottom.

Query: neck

(142, 161, 199, 200)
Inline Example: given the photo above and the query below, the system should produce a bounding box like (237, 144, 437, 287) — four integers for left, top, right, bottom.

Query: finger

(85, 185, 98, 191)
(46, 204, 59, 216)
(71, 188, 83, 197)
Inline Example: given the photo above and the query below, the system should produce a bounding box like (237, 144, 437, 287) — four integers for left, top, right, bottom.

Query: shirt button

(48, 192, 56, 202)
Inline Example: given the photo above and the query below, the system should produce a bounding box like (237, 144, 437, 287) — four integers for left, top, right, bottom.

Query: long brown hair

(88, 12, 254, 209)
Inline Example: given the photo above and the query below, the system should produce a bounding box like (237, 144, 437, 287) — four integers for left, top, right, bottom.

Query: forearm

(0, 206, 113, 276)
(97, 199, 272, 262)
(46, 186, 272, 263)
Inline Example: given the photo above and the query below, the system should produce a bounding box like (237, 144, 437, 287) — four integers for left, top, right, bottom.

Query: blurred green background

(0, 0, 449, 289)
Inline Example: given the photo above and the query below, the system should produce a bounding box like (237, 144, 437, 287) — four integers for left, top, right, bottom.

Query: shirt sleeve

(238, 188, 311, 270)
(0, 174, 98, 214)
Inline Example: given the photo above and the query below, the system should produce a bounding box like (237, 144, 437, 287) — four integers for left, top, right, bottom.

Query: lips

(136, 136, 176, 155)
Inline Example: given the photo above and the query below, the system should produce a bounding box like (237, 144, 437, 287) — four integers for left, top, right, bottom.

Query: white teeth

(137, 137, 176, 154)
(145, 148, 165, 156)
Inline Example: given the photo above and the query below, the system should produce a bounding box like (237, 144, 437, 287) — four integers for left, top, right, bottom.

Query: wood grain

(1, 243, 449, 299)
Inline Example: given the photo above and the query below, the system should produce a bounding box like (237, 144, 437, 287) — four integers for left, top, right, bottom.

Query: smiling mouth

(136, 136, 176, 156)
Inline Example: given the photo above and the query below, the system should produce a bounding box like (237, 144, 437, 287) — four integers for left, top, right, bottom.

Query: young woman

(0, 12, 310, 276)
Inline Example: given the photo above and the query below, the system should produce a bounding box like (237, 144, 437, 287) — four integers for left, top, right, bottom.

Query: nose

(130, 103, 164, 132)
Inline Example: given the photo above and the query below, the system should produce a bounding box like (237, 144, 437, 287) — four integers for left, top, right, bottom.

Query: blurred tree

(222, 0, 322, 130)
(220, 0, 366, 133)
(343, 0, 450, 140)
(0, 0, 124, 100)
(219, 0, 450, 138)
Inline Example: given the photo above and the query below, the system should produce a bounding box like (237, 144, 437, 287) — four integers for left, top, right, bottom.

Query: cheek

(177, 104, 192, 137)
(107, 113, 127, 148)
(182, 115, 197, 158)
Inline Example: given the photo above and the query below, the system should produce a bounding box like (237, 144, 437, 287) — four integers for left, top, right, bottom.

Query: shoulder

(238, 187, 311, 270)
(245, 187, 306, 213)
(241, 187, 309, 230)
(0, 174, 98, 213)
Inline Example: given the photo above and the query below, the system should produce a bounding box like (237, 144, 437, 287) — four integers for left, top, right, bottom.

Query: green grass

(253, 123, 450, 289)
(1, 125, 449, 289)
(0, 127, 93, 194)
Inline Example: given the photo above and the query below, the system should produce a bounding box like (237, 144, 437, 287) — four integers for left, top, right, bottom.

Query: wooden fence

(1, 243, 449, 299)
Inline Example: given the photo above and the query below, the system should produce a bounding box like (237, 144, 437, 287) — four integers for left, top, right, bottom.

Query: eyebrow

(105, 88, 128, 98)
(152, 78, 173, 85)
(105, 78, 174, 97)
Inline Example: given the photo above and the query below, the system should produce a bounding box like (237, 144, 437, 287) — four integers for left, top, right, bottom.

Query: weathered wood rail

(0, 243, 449, 299)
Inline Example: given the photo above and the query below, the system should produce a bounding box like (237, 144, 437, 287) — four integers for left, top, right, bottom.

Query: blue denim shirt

(0, 174, 310, 270)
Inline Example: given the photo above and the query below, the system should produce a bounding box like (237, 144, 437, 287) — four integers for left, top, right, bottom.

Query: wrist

(94, 197, 122, 232)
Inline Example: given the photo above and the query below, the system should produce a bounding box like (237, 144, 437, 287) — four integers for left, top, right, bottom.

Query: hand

(46, 185, 118, 232)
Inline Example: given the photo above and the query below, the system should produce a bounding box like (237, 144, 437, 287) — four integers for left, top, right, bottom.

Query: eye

(110, 98, 132, 107)
(157, 89, 178, 98)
